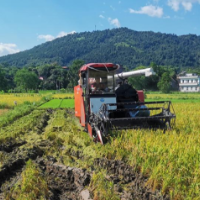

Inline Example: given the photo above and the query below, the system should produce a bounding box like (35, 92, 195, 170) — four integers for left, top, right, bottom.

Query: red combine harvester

(74, 63, 175, 144)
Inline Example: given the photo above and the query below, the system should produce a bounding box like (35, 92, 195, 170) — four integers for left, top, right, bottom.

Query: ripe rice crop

(52, 93, 74, 99)
(1, 97, 200, 199)
(100, 102, 200, 199)
(48, 102, 200, 199)
(0, 94, 47, 108)
(147, 93, 200, 101)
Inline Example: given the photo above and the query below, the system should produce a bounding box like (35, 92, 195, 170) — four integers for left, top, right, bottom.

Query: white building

(178, 73, 200, 92)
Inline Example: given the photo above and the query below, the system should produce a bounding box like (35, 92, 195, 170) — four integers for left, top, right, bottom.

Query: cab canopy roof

(79, 63, 118, 72)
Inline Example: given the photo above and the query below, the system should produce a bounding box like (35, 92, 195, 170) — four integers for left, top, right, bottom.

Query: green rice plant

(40, 99, 62, 109)
(0, 103, 9, 109)
(0, 110, 44, 143)
(0, 97, 50, 128)
(0, 104, 35, 128)
(60, 99, 74, 108)
(40, 99, 74, 109)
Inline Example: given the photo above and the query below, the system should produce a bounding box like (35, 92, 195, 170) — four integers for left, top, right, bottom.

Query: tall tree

(14, 68, 39, 91)
(67, 60, 85, 88)
(37, 63, 69, 90)
(157, 72, 171, 93)
(0, 67, 7, 91)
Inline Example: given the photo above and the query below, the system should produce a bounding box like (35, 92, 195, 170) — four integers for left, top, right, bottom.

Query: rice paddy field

(52, 93, 74, 99)
(147, 92, 200, 103)
(0, 92, 74, 109)
(0, 92, 200, 200)
(0, 93, 48, 108)
(40, 99, 74, 109)
(0, 109, 8, 116)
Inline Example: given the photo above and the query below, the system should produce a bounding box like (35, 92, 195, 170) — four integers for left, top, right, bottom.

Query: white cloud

(38, 31, 76, 42)
(0, 43, 20, 57)
(129, 5, 163, 18)
(168, 0, 200, 11)
(57, 31, 76, 38)
(99, 14, 105, 19)
(168, 0, 180, 10)
(182, 2, 193, 10)
(108, 18, 121, 27)
(38, 34, 55, 41)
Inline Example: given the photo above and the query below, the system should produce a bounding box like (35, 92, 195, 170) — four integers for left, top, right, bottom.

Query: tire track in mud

(36, 157, 92, 200)
(0, 145, 44, 196)
(1, 108, 171, 200)
(43, 109, 170, 200)
(0, 140, 27, 153)
(0, 109, 53, 199)
(0, 108, 89, 200)
(61, 148, 170, 200)
(36, 109, 93, 200)
(94, 158, 170, 200)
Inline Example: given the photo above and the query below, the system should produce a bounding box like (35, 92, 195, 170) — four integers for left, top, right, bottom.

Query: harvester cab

(74, 63, 176, 144)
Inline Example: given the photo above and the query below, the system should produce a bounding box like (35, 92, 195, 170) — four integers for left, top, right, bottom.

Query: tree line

(1, 60, 200, 93)
(0, 60, 84, 93)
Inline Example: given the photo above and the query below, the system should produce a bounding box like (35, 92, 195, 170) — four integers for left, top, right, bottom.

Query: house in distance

(178, 72, 200, 92)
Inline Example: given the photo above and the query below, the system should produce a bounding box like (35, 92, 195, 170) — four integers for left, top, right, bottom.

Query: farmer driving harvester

(89, 71, 109, 94)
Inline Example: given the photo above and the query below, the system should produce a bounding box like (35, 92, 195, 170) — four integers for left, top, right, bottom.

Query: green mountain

(0, 27, 200, 68)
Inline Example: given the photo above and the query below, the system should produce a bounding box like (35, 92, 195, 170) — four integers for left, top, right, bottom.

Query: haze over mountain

(0, 28, 200, 69)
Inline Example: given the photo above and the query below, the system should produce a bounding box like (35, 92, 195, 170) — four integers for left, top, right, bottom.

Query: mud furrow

(36, 158, 92, 200)
(95, 158, 170, 200)
(62, 147, 170, 200)
(0, 108, 171, 200)
(0, 158, 25, 189)
(34, 109, 52, 134)
(0, 109, 54, 199)
(0, 146, 44, 187)
(0, 145, 45, 200)
(0, 140, 27, 153)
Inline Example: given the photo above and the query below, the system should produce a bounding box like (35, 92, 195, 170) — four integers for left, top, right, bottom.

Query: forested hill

(0, 27, 200, 68)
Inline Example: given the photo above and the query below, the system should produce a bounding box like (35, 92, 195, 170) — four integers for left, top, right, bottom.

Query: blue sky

(0, 0, 200, 57)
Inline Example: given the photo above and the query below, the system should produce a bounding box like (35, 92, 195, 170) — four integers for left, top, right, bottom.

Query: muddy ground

(0, 109, 169, 200)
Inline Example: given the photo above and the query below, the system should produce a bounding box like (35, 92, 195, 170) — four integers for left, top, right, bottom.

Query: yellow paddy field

(1, 92, 200, 199)
(0, 94, 46, 108)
